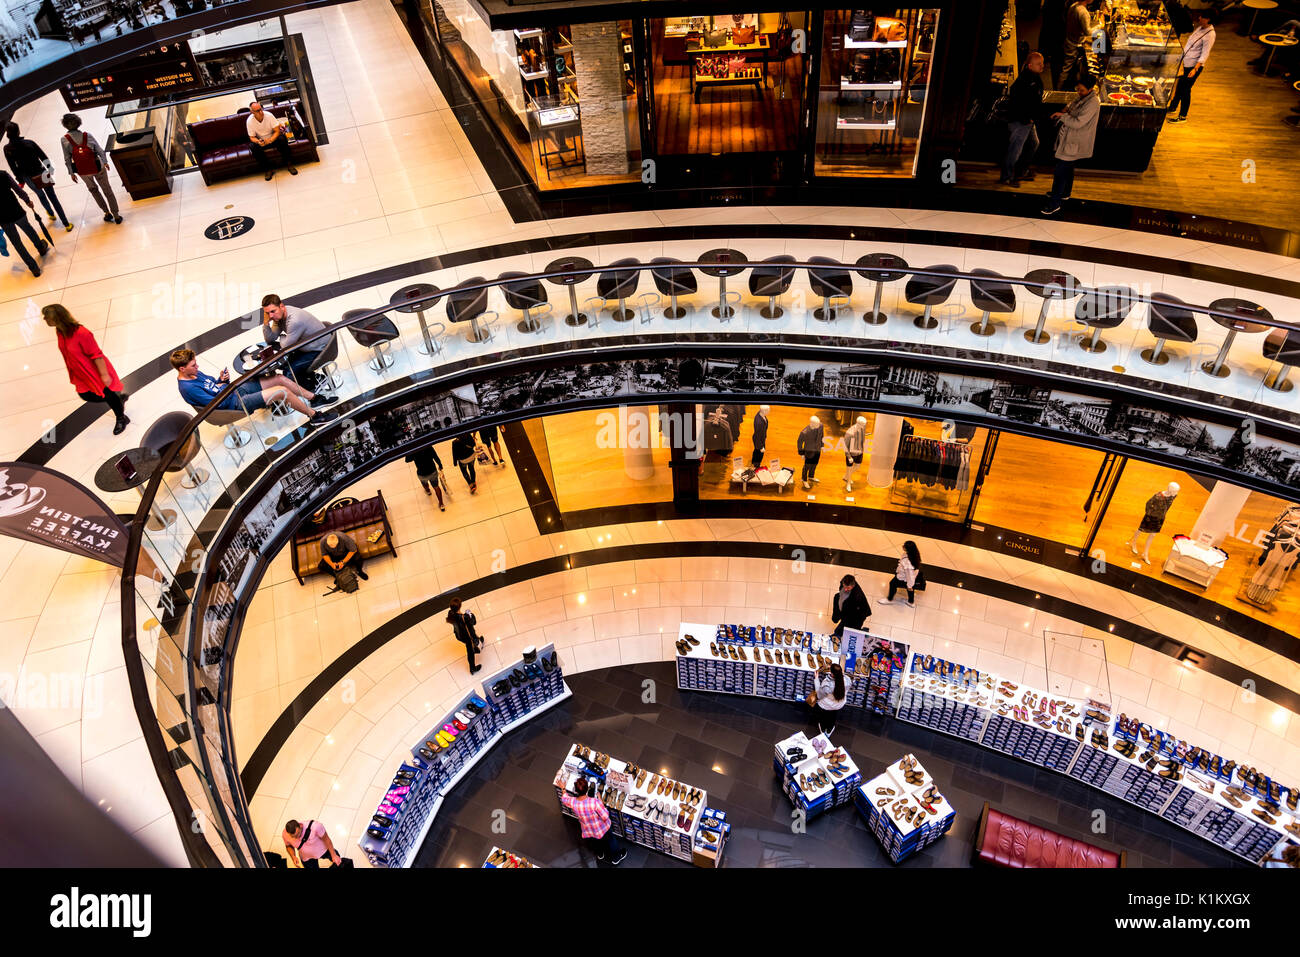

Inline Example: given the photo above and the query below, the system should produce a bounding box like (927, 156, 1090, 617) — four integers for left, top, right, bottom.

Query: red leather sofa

(186, 102, 319, 185)
(291, 492, 396, 584)
(974, 802, 1125, 868)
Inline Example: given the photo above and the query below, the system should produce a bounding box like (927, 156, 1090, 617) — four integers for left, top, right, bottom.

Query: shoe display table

(1162, 534, 1229, 588)
(482, 846, 540, 868)
(896, 652, 1297, 863)
(553, 743, 728, 866)
(359, 644, 570, 867)
(675, 621, 909, 710)
(774, 731, 862, 820)
(854, 753, 956, 863)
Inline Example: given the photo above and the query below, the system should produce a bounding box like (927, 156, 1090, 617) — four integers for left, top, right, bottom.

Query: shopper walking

(281, 819, 342, 868)
(451, 433, 478, 493)
(446, 597, 483, 674)
(4, 123, 71, 232)
(1167, 12, 1216, 123)
(879, 541, 923, 607)
(830, 573, 871, 637)
(60, 113, 120, 224)
(246, 101, 299, 180)
(560, 776, 626, 864)
(1000, 52, 1045, 187)
(806, 661, 851, 735)
(797, 414, 824, 490)
(404, 443, 446, 510)
(43, 304, 130, 435)
(0, 170, 46, 277)
(1041, 72, 1100, 216)
(477, 423, 506, 466)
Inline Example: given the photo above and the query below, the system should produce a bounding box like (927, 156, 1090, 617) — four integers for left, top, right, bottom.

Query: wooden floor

(653, 60, 803, 155)
(968, 20, 1300, 229)
(543, 408, 675, 512)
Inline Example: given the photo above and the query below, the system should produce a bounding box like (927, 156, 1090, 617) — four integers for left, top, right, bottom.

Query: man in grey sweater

(261, 293, 328, 385)
(60, 113, 121, 224)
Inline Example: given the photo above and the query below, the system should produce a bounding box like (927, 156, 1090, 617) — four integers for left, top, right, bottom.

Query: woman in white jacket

(1041, 72, 1100, 216)
(879, 540, 923, 607)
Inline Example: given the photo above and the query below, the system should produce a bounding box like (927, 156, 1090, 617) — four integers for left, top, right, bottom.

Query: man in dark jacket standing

(751, 405, 769, 468)
(1000, 52, 1045, 187)
(0, 170, 47, 277)
(4, 123, 71, 232)
(831, 574, 871, 637)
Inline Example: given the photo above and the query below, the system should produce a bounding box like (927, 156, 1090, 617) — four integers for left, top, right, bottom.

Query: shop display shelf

(483, 846, 539, 868)
(843, 36, 908, 49)
(836, 118, 896, 130)
(514, 28, 544, 39)
(839, 78, 903, 91)
(774, 732, 862, 821)
(854, 756, 955, 863)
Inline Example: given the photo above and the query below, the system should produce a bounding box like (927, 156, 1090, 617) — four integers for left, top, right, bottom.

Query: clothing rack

(1243, 518, 1300, 607)
(892, 436, 972, 491)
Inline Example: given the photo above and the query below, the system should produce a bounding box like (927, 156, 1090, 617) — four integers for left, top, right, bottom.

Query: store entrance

(647, 12, 808, 157)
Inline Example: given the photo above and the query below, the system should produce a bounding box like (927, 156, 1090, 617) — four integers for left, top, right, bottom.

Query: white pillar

(867, 415, 903, 488)
(623, 405, 654, 480)
(1190, 481, 1252, 546)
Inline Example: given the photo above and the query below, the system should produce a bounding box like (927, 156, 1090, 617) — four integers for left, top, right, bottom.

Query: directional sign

(61, 41, 201, 108)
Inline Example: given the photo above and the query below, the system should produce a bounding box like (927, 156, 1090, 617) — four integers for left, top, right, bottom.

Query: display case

(1101, 32, 1182, 110)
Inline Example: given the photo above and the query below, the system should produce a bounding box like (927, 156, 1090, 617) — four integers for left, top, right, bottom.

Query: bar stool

(807, 256, 853, 322)
(904, 264, 958, 330)
(968, 268, 1017, 337)
(208, 408, 252, 450)
(1022, 268, 1081, 345)
(650, 258, 698, 319)
(388, 283, 443, 356)
(445, 278, 498, 343)
(697, 248, 746, 320)
(1073, 286, 1137, 355)
(344, 308, 401, 371)
(307, 323, 343, 391)
(1202, 298, 1273, 378)
(854, 253, 908, 325)
(595, 258, 642, 322)
(1140, 293, 1198, 366)
(498, 271, 552, 334)
(1263, 327, 1300, 393)
(748, 255, 797, 319)
(544, 255, 594, 327)
(143, 412, 208, 490)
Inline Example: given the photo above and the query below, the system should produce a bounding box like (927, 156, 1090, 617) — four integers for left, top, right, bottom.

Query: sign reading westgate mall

(0, 464, 128, 567)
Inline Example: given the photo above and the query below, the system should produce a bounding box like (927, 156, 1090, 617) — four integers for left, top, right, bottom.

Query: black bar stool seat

(143, 411, 207, 489)
(1263, 327, 1300, 393)
(1141, 293, 1197, 366)
(749, 255, 797, 319)
(596, 257, 642, 322)
(854, 253, 908, 325)
(499, 270, 550, 334)
(905, 264, 958, 330)
(968, 268, 1017, 337)
(807, 256, 852, 322)
(650, 258, 697, 319)
(344, 308, 401, 372)
(1074, 285, 1137, 355)
(445, 278, 496, 343)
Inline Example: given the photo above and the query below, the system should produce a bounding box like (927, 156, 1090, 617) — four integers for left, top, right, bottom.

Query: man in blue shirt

(170, 348, 338, 426)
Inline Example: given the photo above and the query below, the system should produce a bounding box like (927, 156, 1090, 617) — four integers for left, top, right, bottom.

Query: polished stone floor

(412, 662, 1244, 869)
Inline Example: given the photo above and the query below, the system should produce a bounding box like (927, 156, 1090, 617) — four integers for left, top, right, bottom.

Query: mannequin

(751, 405, 770, 468)
(1126, 481, 1180, 564)
(797, 415, 825, 490)
(1248, 515, 1300, 603)
(843, 416, 868, 492)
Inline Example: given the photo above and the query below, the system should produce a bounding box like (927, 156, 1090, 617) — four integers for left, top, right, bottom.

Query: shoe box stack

(553, 743, 711, 864)
(676, 622, 844, 702)
(358, 689, 495, 867)
(482, 846, 539, 868)
(1161, 770, 1297, 861)
(692, 807, 729, 868)
(675, 623, 755, 696)
(895, 654, 990, 742)
(843, 635, 908, 714)
(482, 643, 565, 727)
(980, 680, 1083, 772)
(773, 732, 862, 820)
(853, 754, 956, 863)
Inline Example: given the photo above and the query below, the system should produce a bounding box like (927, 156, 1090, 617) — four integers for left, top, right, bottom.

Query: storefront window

(814, 7, 939, 178)
(648, 13, 807, 156)
(542, 407, 674, 511)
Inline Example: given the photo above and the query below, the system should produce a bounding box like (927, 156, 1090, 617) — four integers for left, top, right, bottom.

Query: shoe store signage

(0, 463, 128, 567)
(205, 216, 255, 241)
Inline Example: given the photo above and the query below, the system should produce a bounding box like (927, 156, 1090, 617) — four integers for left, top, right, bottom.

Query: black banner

(0, 464, 128, 567)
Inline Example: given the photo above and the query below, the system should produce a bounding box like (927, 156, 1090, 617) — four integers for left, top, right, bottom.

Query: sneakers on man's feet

(609, 849, 627, 865)
(64, 222, 73, 232)
(307, 410, 339, 428)
(309, 393, 339, 408)
(264, 171, 274, 180)
(1041, 203, 1062, 216)
(878, 597, 893, 604)
(358, 569, 369, 580)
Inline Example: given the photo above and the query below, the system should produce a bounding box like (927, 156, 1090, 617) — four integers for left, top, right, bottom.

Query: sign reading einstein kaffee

(0, 464, 128, 567)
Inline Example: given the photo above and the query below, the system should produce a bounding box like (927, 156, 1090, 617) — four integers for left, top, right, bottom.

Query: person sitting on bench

(319, 531, 368, 583)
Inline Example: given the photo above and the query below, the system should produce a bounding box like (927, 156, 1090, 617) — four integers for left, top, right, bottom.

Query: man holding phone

(170, 348, 337, 426)
(1167, 11, 1215, 123)
(245, 101, 299, 181)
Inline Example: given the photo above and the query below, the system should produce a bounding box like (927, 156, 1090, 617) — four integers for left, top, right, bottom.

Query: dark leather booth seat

(974, 802, 1125, 868)
(187, 103, 319, 186)
(291, 491, 396, 584)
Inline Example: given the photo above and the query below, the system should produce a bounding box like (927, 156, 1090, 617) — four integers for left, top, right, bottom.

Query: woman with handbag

(447, 597, 483, 674)
(451, 433, 478, 494)
(879, 540, 923, 607)
(1041, 72, 1100, 216)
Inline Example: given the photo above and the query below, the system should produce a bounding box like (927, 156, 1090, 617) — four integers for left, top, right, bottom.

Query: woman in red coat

(43, 303, 129, 434)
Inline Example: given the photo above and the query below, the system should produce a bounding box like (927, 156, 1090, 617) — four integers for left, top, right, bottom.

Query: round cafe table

(1202, 298, 1273, 378)
(854, 253, 909, 325)
(697, 248, 748, 320)
(234, 342, 287, 377)
(1022, 268, 1082, 344)
(389, 283, 442, 356)
(1260, 32, 1298, 74)
(94, 447, 175, 532)
(1244, 0, 1278, 35)
(544, 256, 595, 327)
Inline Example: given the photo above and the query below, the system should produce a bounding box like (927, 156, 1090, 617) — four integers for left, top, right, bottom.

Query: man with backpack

(60, 113, 122, 225)
(281, 819, 343, 868)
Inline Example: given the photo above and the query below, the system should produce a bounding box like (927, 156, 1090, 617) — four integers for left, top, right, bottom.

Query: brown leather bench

(973, 802, 1125, 868)
(291, 492, 396, 584)
(187, 102, 319, 186)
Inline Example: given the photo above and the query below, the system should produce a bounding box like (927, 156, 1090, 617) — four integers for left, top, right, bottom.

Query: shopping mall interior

(1, 0, 1299, 900)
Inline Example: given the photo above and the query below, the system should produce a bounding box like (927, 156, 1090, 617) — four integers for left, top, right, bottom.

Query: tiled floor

(412, 662, 1245, 869)
(236, 448, 1300, 867)
(1, 0, 1299, 866)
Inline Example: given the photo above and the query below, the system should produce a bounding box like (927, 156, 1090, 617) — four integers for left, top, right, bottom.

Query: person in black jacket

(0, 171, 47, 277)
(451, 433, 478, 493)
(447, 597, 483, 674)
(751, 405, 769, 468)
(831, 574, 871, 637)
(4, 123, 71, 232)
(1000, 52, 1045, 187)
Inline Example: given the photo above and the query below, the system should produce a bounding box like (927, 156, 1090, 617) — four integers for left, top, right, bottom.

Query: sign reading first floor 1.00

(61, 41, 201, 108)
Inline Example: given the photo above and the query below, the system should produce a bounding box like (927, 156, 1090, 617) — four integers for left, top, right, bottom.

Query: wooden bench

(291, 492, 397, 584)
(973, 802, 1125, 868)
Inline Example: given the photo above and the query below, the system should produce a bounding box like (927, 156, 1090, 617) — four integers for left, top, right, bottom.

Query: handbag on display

(849, 9, 875, 41)
(733, 25, 756, 45)
(703, 26, 727, 47)
(726, 56, 747, 75)
(873, 17, 907, 42)
(850, 53, 870, 83)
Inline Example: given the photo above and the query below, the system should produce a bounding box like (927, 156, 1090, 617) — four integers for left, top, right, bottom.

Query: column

(570, 21, 631, 175)
(867, 415, 904, 488)
(1190, 482, 1252, 545)
(623, 405, 655, 480)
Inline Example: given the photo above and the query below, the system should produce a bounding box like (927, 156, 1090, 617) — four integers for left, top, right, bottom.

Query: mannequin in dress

(797, 415, 824, 490)
(843, 416, 867, 492)
(1126, 481, 1180, 564)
